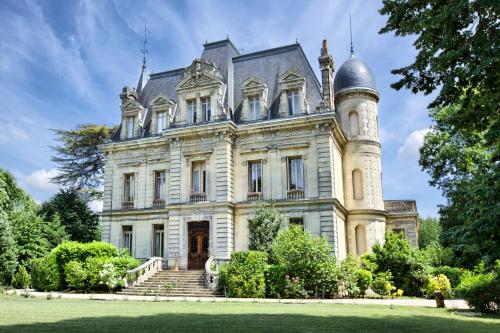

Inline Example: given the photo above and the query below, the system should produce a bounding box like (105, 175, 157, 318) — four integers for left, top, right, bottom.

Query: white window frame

(191, 161, 206, 194)
(123, 173, 135, 202)
(287, 157, 303, 190)
(122, 225, 133, 255)
(201, 97, 211, 122)
(187, 99, 197, 124)
(153, 224, 164, 257)
(287, 90, 300, 115)
(154, 170, 166, 200)
(249, 95, 260, 121)
(248, 160, 262, 193)
(157, 111, 167, 133)
(126, 116, 135, 138)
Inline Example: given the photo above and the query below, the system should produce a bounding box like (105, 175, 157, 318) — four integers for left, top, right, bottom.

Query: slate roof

(333, 57, 377, 93)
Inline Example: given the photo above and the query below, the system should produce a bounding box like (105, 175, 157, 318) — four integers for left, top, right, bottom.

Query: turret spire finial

(141, 20, 148, 70)
(349, 13, 354, 58)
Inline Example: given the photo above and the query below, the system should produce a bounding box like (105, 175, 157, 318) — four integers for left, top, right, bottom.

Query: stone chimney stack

(119, 86, 138, 104)
(318, 39, 335, 110)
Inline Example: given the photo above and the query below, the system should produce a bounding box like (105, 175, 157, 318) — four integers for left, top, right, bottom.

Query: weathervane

(141, 20, 149, 69)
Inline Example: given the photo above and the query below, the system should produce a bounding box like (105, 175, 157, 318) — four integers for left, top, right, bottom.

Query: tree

(43, 212, 68, 249)
(0, 174, 19, 284)
(418, 217, 442, 249)
(248, 201, 285, 253)
(379, 1, 500, 267)
(50, 124, 115, 197)
(40, 190, 100, 243)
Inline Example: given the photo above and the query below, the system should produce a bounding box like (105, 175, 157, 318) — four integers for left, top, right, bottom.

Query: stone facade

(100, 39, 419, 268)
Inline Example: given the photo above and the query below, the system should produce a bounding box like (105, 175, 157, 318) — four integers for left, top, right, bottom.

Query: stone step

(117, 291, 223, 297)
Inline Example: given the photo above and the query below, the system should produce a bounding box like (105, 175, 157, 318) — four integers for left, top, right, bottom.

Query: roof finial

(349, 13, 354, 58)
(141, 20, 149, 70)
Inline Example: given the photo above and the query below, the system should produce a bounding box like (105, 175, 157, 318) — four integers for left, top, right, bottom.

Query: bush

(110, 256, 141, 277)
(219, 251, 268, 298)
(355, 269, 373, 297)
(12, 266, 31, 289)
(271, 225, 339, 298)
(64, 261, 87, 290)
(360, 253, 378, 273)
(283, 276, 308, 299)
(456, 271, 500, 313)
(372, 272, 395, 298)
(99, 263, 119, 291)
(248, 201, 285, 253)
(432, 266, 464, 288)
(420, 243, 453, 266)
(339, 256, 360, 298)
(426, 274, 452, 298)
(30, 254, 61, 291)
(265, 264, 287, 298)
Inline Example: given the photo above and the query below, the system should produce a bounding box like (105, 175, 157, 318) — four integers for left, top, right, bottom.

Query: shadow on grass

(1, 311, 499, 333)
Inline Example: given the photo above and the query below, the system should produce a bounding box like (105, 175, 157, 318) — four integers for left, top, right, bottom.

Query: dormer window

(188, 99, 197, 124)
(287, 90, 300, 115)
(126, 116, 135, 138)
(249, 96, 260, 121)
(157, 112, 167, 133)
(201, 97, 211, 122)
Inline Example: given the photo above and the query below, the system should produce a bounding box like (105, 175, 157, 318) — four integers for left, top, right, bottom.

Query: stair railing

(124, 257, 163, 288)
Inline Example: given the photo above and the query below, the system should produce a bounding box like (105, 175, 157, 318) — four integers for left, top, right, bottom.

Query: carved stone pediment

(279, 69, 306, 84)
(176, 58, 223, 91)
(242, 77, 266, 89)
(121, 99, 144, 113)
(151, 95, 175, 106)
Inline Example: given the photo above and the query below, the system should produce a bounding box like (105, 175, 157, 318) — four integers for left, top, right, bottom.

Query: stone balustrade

(125, 257, 163, 288)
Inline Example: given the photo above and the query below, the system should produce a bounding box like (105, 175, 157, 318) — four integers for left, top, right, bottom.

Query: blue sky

(0, 0, 444, 216)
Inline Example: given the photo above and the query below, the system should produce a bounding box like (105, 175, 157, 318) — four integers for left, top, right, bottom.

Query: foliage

(372, 272, 395, 298)
(355, 269, 373, 297)
(64, 261, 87, 290)
(380, 1, 500, 268)
(0, 211, 18, 285)
(419, 243, 453, 267)
(360, 253, 378, 273)
(373, 232, 430, 296)
(456, 271, 500, 313)
(11, 266, 31, 289)
(283, 276, 308, 299)
(219, 251, 268, 298)
(426, 274, 452, 298)
(99, 263, 120, 291)
(271, 225, 339, 298)
(264, 264, 287, 298)
(50, 124, 115, 196)
(432, 266, 465, 289)
(40, 190, 100, 243)
(30, 254, 62, 291)
(43, 213, 69, 249)
(339, 256, 360, 298)
(248, 201, 285, 254)
(418, 217, 442, 249)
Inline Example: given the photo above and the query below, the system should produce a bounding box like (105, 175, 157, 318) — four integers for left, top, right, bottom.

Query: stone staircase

(118, 270, 223, 298)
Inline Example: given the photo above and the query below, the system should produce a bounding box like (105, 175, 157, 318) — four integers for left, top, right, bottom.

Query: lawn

(0, 294, 499, 333)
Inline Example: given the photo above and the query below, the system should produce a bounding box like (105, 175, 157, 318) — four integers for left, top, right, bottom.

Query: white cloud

(22, 168, 60, 192)
(397, 128, 431, 160)
(0, 118, 30, 143)
(88, 199, 103, 213)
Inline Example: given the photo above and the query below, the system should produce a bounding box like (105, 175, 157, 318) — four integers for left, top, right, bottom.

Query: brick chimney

(318, 39, 334, 110)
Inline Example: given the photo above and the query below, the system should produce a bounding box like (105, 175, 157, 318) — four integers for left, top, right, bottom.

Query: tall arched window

(355, 224, 367, 255)
(349, 111, 359, 137)
(352, 169, 363, 200)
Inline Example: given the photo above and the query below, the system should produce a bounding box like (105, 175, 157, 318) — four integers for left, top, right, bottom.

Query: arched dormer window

(352, 169, 363, 200)
(349, 111, 359, 137)
(278, 70, 308, 117)
(241, 77, 268, 122)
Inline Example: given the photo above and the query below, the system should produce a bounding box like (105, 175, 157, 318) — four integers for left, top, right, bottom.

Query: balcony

(247, 193, 262, 202)
(121, 201, 134, 210)
(153, 199, 166, 209)
(287, 189, 305, 200)
(190, 193, 207, 203)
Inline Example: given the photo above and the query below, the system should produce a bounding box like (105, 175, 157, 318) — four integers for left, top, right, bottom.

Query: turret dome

(334, 57, 377, 94)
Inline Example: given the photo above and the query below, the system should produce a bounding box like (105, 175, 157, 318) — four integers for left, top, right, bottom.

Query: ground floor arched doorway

(187, 221, 209, 270)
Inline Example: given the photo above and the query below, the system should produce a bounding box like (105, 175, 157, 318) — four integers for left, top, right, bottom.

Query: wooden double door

(188, 221, 209, 270)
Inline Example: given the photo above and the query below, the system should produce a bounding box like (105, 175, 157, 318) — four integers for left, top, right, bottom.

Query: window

(154, 171, 166, 201)
(349, 111, 359, 137)
(126, 116, 135, 138)
(289, 217, 304, 229)
(157, 112, 167, 132)
(153, 224, 164, 257)
(123, 173, 135, 202)
(122, 225, 133, 255)
(352, 169, 363, 200)
(201, 97, 211, 122)
(249, 95, 260, 121)
(287, 90, 300, 115)
(355, 224, 367, 255)
(248, 160, 262, 193)
(187, 99, 197, 124)
(192, 161, 206, 194)
(288, 157, 303, 190)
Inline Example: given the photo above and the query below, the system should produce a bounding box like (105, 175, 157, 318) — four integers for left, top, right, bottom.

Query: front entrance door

(188, 221, 209, 270)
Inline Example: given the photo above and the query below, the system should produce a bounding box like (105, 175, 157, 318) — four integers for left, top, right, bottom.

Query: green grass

(0, 294, 499, 333)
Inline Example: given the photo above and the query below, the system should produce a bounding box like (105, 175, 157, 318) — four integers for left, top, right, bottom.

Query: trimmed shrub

(355, 269, 373, 297)
(64, 261, 87, 290)
(30, 254, 61, 291)
(110, 256, 141, 277)
(219, 251, 268, 298)
(372, 272, 395, 298)
(456, 272, 500, 313)
(12, 266, 31, 289)
(426, 274, 452, 298)
(432, 266, 464, 288)
(271, 225, 339, 298)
